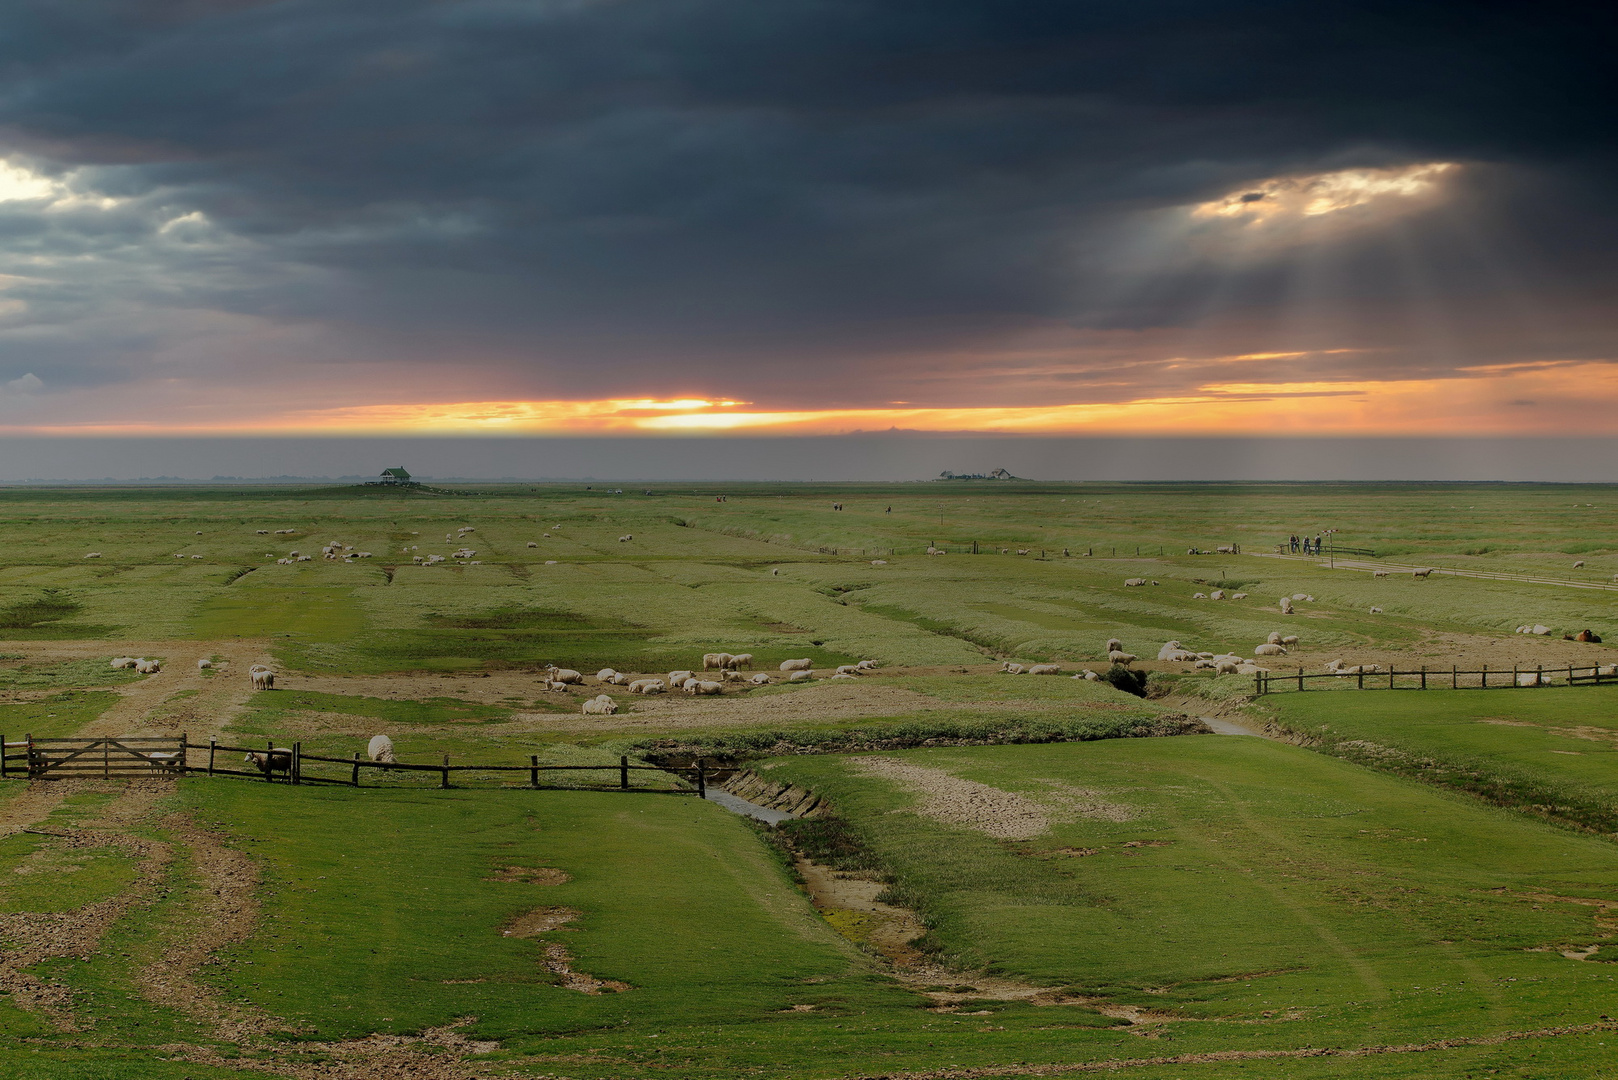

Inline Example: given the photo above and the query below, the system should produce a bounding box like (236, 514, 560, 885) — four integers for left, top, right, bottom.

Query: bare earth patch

(852, 757, 1133, 840)
(484, 865, 569, 885)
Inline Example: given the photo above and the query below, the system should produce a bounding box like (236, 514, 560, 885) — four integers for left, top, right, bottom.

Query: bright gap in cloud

(1193, 163, 1456, 223)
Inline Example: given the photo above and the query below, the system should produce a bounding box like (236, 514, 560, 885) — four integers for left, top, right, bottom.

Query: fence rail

(0, 734, 710, 797)
(1255, 663, 1618, 694)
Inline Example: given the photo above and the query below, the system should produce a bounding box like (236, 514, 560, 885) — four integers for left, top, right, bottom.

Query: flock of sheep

(544, 652, 883, 713)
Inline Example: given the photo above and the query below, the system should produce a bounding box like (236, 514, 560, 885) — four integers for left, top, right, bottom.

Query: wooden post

(1453, 665, 1457, 689)
(530, 754, 539, 789)
(208, 738, 216, 776)
(1357, 670, 1364, 690)
(696, 759, 706, 799)
(1481, 665, 1487, 688)
(1297, 666, 1303, 692)
(1, 733, 6, 779)
(103, 737, 109, 780)
(180, 733, 188, 774)
(620, 755, 629, 790)
(351, 753, 360, 787)
(441, 754, 450, 789)
(25, 734, 33, 780)
(1389, 668, 1395, 690)
(1420, 666, 1427, 690)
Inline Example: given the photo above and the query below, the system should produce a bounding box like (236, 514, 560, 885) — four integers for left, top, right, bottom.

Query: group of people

(1289, 533, 1324, 555)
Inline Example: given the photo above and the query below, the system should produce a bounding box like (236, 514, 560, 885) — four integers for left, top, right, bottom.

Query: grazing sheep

(1266, 632, 1282, 645)
(836, 664, 862, 676)
(702, 652, 733, 670)
(1279, 598, 1294, 615)
(1369, 606, 1383, 614)
(668, 670, 695, 687)
(197, 658, 212, 670)
(244, 748, 292, 777)
(788, 670, 813, 682)
(748, 672, 771, 685)
(250, 668, 274, 689)
(135, 659, 162, 675)
(1124, 577, 1147, 587)
(582, 694, 619, 714)
(1281, 635, 1299, 646)
(527, 541, 538, 547)
(1027, 663, 1061, 675)
(1001, 662, 1026, 674)
(618, 535, 633, 542)
(1214, 660, 1240, 675)
(780, 658, 813, 672)
(1210, 589, 1225, 600)
(1231, 592, 1248, 599)
(1373, 570, 1388, 578)
(1254, 643, 1286, 657)
(1107, 650, 1137, 665)
(1574, 561, 1585, 568)
(730, 653, 754, 669)
(1105, 638, 1123, 654)
(367, 735, 396, 763)
(1412, 568, 1433, 578)
(545, 666, 584, 684)
(84, 552, 101, 559)
(687, 680, 723, 695)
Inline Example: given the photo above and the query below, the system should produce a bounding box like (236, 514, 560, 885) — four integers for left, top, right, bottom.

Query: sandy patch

(850, 757, 1131, 840)
(503, 906, 579, 937)
(485, 865, 569, 885)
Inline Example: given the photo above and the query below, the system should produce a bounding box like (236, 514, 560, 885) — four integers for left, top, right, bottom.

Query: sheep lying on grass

(582, 694, 619, 714)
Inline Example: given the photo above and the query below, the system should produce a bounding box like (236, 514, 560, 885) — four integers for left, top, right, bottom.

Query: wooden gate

(17, 736, 187, 780)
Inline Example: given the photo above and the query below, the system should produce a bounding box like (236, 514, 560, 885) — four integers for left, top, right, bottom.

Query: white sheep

(1105, 638, 1123, 654)
(628, 679, 666, 694)
(1027, 663, 1060, 675)
(1108, 651, 1137, 665)
(1574, 561, 1585, 568)
(1412, 568, 1433, 579)
(582, 694, 619, 714)
(870, 560, 887, 566)
(135, 658, 162, 674)
(668, 670, 695, 686)
(110, 657, 137, 669)
(250, 668, 274, 689)
(596, 668, 618, 682)
(1516, 672, 1548, 687)
(830, 672, 857, 680)
(1369, 606, 1383, 614)
(1279, 597, 1294, 615)
(1254, 643, 1286, 657)
(1231, 592, 1248, 599)
(84, 552, 101, 559)
(527, 541, 538, 548)
(1001, 662, 1026, 674)
(1124, 577, 1147, 587)
(545, 666, 584, 684)
(1292, 593, 1309, 601)
(1214, 660, 1240, 674)
(368, 735, 396, 763)
(1373, 570, 1388, 578)
(855, 660, 879, 671)
(788, 670, 813, 682)
(836, 664, 862, 676)
(686, 680, 723, 695)
(1280, 635, 1298, 645)
(197, 658, 212, 670)
(1236, 663, 1269, 676)
(747, 672, 771, 685)
(730, 653, 754, 669)
(722, 669, 747, 682)
(1156, 641, 1186, 661)
(779, 658, 813, 672)
(1210, 589, 1225, 600)
(1266, 632, 1282, 644)
(1192, 592, 1207, 599)
(702, 652, 733, 670)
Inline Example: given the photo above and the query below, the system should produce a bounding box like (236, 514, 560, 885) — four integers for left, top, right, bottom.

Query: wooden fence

(1254, 663, 1618, 695)
(0, 734, 709, 796)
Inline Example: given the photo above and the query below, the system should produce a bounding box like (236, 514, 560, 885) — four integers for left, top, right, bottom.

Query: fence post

(441, 754, 450, 789)
(1453, 665, 1457, 690)
(292, 742, 301, 785)
(25, 734, 33, 780)
(351, 753, 360, 787)
(103, 737, 109, 780)
(530, 754, 539, 789)
(1298, 666, 1303, 692)
(620, 755, 629, 790)
(696, 759, 706, 799)
(1421, 666, 1426, 690)
(1389, 668, 1395, 690)
(1357, 671, 1364, 690)
(1481, 665, 1487, 688)
(0, 733, 5, 780)
(181, 733, 188, 774)
(1255, 672, 1262, 695)
(209, 738, 216, 776)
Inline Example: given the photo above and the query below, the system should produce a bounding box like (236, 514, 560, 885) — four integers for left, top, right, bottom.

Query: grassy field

(3, 480, 1618, 1077)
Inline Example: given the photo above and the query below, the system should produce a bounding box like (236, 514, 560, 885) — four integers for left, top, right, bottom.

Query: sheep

(1280, 635, 1299, 646)
(748, 672, 771, 685)
(780, 658, 813, 672)
(1000, 662, 1026, 674)
(84, 552, 101, 559)
(596, 668, 618, 682)
(1516, 672, 1548, 687)
(1532, 624, 1551, 636)
(836, 664, 862, 675)
(855, 660, 879, 671)
(1369, 606, 1383, 614)
(1231, 592, 1248, 599)
(788, 670, 813, 682)
(256, 530, 269, 535)
(544, 560, 557, 566)
(582, 694, 619, 714)
(1254, 643, 1287, 657)
(1266, 632, 1282, 645)
(831, 672, 857, 680)
(628, 679, 666, 694)
(1108, 651, 1137, 665)
(618, 535, 633, 542)
(251, 668, 275, 689)
(1279, 597, 1294, 615)
(135, 658, 162, 674)
(1081, 669, 1100, 681)
(544, 680, 572, 692)
(1292, 593, 1309, 601)
(1323, 659, 1343, 673)
(730, 653, 754, 669)
(1210, 589, 1225, 600)
(1017, 549, 1030, 556)
(1412, 568, 1433, 578)
(1124, 578, 1147, 587)
(1574, 561, 1585, 568)
(197, 658, 212, 670)
(1235, 664, 1269, 676)
(668, 670, 695, 686)
(368, 735, 396, 763)
(722, 668, 748, 682)
(1027, 663, 1061, 675)
(686, 680, 723, 695)
(1105, 638, 1123, 654)
(1214, 660, 1240, 675)
(702, 652, 733, 670)
(544, 666, 584, 684)
(244, 748, 292, 777)
(772, 568, 782, 575)
(527, 541, 539, 548)
(870, 560, 887, 566)
(1156, 641, 1186, 661)
(1192, 592, 1207, 599)
(1373, 570, 1388, 578)
(110, 657, 137, 669)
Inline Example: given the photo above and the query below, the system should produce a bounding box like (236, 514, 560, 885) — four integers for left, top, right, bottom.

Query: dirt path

(851, 757, 1133, 840)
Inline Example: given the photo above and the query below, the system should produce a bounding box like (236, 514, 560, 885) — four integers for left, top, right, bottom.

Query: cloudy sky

(0, 0, 1611, 446)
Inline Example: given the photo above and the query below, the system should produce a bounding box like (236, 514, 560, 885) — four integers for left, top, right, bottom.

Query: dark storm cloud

(0, 0, 1611, 400)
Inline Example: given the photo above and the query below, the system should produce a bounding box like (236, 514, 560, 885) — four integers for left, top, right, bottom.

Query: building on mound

(938, 468, 1018, 480)
(372, 467, 417, 486)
